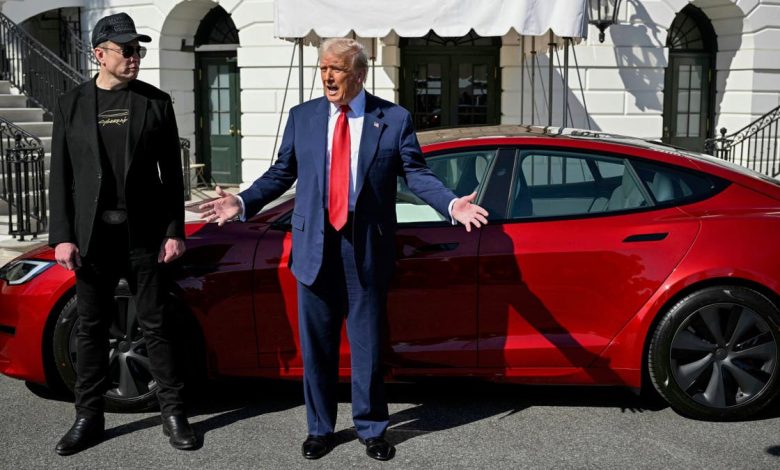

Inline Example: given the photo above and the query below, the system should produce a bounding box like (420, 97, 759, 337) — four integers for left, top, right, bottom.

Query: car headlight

(0, 259, 55, 285)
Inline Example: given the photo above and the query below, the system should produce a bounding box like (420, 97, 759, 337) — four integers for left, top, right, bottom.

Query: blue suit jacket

(239, 93, 456, 287)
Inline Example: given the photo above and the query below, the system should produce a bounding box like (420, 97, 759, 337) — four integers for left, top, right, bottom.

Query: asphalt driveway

(2, 375, 779, 469)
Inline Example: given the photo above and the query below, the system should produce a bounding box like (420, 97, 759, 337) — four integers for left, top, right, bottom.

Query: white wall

(1, 0, 85, 23)
(3, 0, 777, 186)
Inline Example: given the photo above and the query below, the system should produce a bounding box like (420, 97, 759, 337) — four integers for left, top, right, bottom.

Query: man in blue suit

(200, 38, 487, 461)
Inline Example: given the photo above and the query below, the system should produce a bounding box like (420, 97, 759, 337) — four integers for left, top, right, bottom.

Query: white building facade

(2, 0, 779, 187)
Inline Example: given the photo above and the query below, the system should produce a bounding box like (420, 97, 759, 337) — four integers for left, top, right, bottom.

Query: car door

(388, 148, 498, 370)
(478, 148, 702, 370)
(252, 149, 496, 373)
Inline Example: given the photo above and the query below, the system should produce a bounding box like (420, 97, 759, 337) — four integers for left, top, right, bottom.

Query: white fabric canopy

(274, 0, 589, 40)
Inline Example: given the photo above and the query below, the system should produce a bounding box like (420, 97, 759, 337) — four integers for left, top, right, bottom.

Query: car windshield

(687, 152, 780, 188)
(567, 130, 780, 190)
(620, 137, 780, 189)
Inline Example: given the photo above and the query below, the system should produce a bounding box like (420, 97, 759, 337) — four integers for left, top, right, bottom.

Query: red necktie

(329, 105, 350, 230)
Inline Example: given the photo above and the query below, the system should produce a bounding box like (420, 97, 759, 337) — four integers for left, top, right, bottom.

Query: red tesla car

(2, 126, 779, 421)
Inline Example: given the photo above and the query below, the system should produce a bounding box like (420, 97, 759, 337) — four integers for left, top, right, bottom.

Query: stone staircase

(0, 79, 51, 244)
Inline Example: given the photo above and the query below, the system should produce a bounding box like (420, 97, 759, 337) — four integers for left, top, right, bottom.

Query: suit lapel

(78, 78, 101, 169)
(126, 81, 147, 181)
(355, 93, 385, 199)
(311, 98, 330, 202)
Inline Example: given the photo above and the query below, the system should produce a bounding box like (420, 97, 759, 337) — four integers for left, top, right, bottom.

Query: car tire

(51, 280, 203, 413)
(648, 286, 780, 420)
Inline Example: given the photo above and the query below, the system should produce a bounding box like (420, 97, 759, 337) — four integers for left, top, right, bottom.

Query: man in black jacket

(48, 12, 195, 455)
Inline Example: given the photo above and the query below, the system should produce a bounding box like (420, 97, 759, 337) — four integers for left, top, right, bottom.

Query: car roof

(418, 125, 693, 155)
(417, 125, 780, 196)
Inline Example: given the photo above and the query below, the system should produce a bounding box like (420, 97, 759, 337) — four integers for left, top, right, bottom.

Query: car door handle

(622, 233, 668, 243)
(413, 242, 459, 254)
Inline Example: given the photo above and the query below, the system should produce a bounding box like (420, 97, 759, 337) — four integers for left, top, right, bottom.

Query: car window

(511, 151, 649, 219)
(630, 159, 724, 204)
(396, 149, 497, 223)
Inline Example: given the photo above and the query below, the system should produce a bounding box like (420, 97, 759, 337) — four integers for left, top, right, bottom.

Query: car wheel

(649, 286, 780, 420)
(52, 280, 159, 412)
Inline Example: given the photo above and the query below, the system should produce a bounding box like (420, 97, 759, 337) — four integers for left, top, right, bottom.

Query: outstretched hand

(199, 186, 242, 226)
(451, 192, 489, 232)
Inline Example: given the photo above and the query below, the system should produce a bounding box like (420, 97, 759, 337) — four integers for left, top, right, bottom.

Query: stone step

(0, 95, 28, 108)
(0, 174, 50, 212)
(0, 81, 10, 94)
(40, 137, 52, 154)
(0, 212, 47, 238)
(0, 195, 47, 214)
(1, 139, 50, 157)
(12, 121, 53, 137)
(0, 108, 44, 122)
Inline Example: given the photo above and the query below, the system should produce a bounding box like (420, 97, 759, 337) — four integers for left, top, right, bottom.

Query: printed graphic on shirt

(98, 108, 129, 127)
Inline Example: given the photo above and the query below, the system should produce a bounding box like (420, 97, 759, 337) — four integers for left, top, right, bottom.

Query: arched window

(195, 6, 239, 46)
(667, 6, 716, 51)
(662, 5, 717, 152)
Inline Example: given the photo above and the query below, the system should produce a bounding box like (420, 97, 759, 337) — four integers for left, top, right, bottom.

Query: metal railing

(0, 12, 85, 117)
(181, 137, 193, 201)
(0, 117, 47, 240)
(705, 104, 780, 178)
(64, 21, 99, 78)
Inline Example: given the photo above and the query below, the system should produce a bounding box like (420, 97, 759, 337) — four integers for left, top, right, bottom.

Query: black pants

(73, 221, 184, 417)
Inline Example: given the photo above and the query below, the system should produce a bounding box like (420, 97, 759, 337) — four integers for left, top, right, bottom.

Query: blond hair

(320, 38, 368, 75)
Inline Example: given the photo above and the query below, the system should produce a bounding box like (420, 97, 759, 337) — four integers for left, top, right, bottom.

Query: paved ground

(2, 375, 779, 469)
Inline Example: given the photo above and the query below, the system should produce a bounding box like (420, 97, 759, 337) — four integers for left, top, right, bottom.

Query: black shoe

(360, 437, 395, 461)
(162, 415, 198, 450)
(55, 415, 105, 456)
(301, 434, 333, 460)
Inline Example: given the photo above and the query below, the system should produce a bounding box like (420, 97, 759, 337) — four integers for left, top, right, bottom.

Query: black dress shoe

(55, 415, 105, 456)
(360, 437, 395, 461)
(301, 434, 333, 459)
(162, 415, 198, 450)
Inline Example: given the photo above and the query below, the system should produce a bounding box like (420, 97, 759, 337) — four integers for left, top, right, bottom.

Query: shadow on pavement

(382, 379, 666, 445)
(28, 375, 780, 449)
(25, 381, 72, 403)
(188, 378, 303, 438)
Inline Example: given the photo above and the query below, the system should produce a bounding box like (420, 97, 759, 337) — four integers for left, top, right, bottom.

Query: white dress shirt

(326, 90, 365, 211)
(237, 89, 457, 223)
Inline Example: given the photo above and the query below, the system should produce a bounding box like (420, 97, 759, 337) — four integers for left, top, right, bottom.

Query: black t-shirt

(96, 86, 130, 210)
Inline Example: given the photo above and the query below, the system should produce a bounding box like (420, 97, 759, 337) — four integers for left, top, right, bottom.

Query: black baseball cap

(91, 12, 151, 48)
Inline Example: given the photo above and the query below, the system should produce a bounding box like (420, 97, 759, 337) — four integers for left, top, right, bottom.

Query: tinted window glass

(522, 154, 594, 186)
(511, 152, 648, 219)
(396, 149, 496, 223)
(630, 159, 723, 204)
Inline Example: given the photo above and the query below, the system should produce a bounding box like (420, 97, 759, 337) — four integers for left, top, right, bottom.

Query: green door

(663, 54, 711, 152)
(199, 55, 241, 185)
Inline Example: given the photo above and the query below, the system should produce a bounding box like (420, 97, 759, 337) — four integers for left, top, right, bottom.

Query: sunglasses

(102, 45, 147, 59)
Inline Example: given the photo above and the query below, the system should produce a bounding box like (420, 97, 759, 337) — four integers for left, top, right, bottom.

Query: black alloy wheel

(649, 286, 780, 420)
(52, 280, 159, 412)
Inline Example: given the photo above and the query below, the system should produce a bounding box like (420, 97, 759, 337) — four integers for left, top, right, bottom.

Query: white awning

(274, 0, 589, 41)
